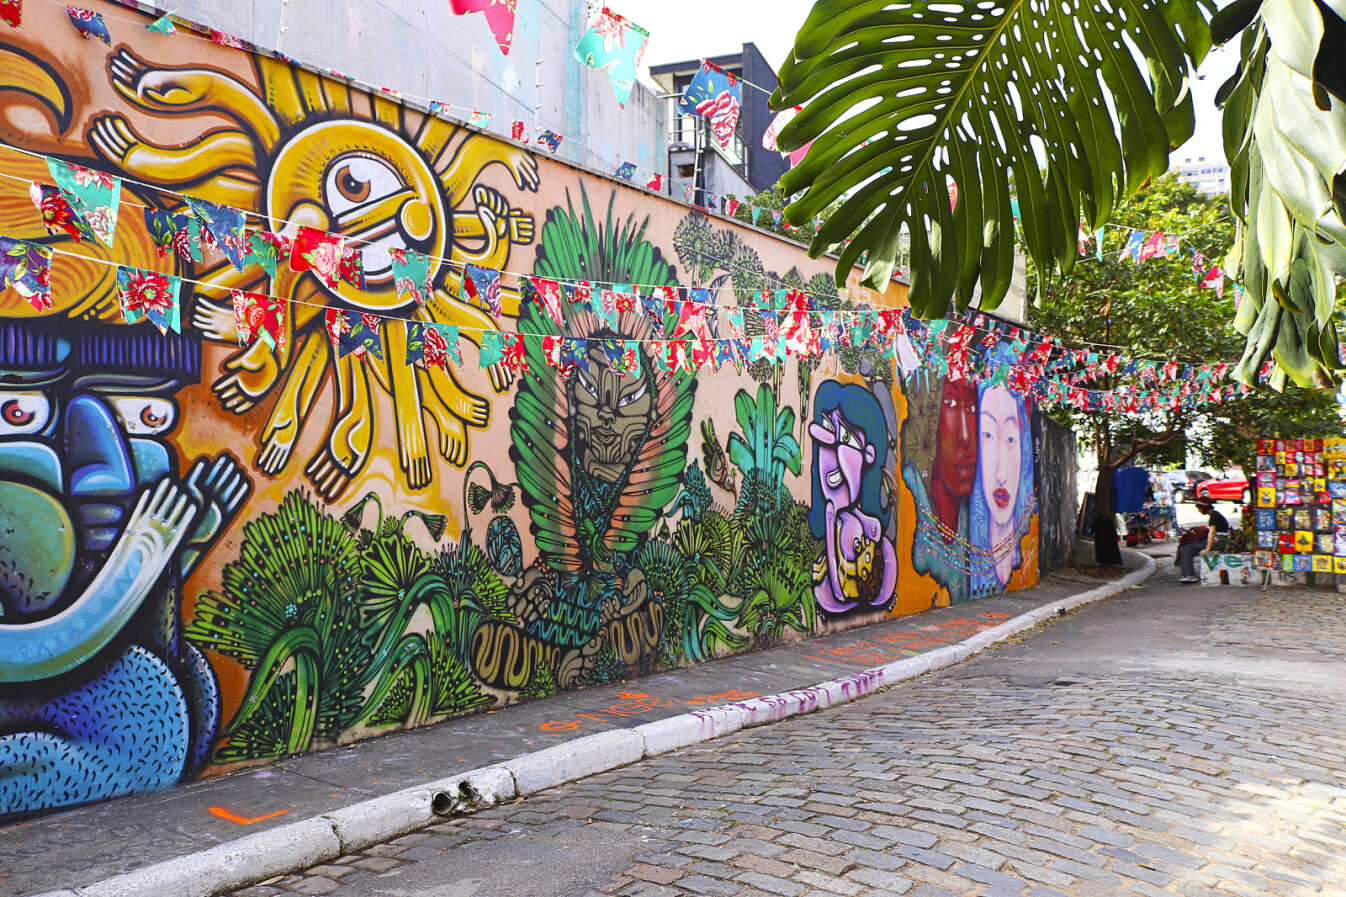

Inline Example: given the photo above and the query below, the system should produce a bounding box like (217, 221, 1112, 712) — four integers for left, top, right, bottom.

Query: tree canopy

(1029, 174, 1339, 471)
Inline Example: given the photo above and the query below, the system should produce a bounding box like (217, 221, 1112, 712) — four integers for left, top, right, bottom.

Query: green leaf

(773, 0, 1215, 317)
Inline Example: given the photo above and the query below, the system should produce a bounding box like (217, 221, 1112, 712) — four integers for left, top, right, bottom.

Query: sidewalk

(9, 548, 1150, 897)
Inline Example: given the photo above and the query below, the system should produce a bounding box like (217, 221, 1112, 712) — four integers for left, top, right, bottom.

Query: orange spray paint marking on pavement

(208, 806, 292, 825)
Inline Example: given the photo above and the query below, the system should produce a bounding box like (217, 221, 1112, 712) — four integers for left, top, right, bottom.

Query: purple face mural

(809, 381, 896, 615)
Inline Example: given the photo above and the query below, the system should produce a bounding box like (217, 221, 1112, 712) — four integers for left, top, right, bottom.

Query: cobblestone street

(235, 583, 1346, 897)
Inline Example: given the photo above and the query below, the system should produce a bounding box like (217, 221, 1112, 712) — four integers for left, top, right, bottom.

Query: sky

(623, 0, 1238, 173)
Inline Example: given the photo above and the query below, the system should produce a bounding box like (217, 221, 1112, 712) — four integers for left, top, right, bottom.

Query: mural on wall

(0, 2, 1060, 818)
(1031, 413, 1077, 574)
(809, 380, 896, 615)
(0, 320, 249, 814)
(900, 371, 1038, 606)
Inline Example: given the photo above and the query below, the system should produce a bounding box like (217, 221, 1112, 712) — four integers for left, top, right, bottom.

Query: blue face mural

(0, 321, 250, 817)
(808, 380, 896, 615)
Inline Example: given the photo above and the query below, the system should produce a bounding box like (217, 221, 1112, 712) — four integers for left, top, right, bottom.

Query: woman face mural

(808, 381, 897, 615)
(971, 383, 1034, 593)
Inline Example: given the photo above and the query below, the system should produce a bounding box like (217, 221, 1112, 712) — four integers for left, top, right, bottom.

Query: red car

(1195, 469, 1250, 504)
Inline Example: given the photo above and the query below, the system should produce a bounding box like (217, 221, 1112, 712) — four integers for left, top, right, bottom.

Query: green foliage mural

(186, 493, 495, 763)
(185, 189, 828, 766)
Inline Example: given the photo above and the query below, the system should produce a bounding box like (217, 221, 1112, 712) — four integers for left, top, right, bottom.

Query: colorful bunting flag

(406, 321, 461, 369)
(173, 216, 207, 263)
(726, 198, 740, 217)
(573, 6, 650, 106)
(324, 309, 384, 361)
(1200, 264, 1225, 297)
(646, 173, 663, 191)
(143, 208, 185, 257)
(289, 226, 345, 287)
(67, 6, 110, 44)
(209, 28, 246, 48)
(231, 289, 286, 351)
(245, 229, 289, 278)
(677, 61, 742, 151)
(390, 248, 433, 305)
(615, 161, 636, 180)
(462, 263, 502, 316)
(683, 184, 695, 203)
(46, 159, 119, 247)
(2, 1, 20, 28)
(1164, 234, 1181, 256)
(1094, 226, 1105, 261)
(184, 196, 245, 269)
(0, 236, 53, 311)
(478, 330, 506, 368)
(30, 182, 92, 242)
(146, 12, 175, 34)
(536, 130, 563, 152)
(763, 105, 801, 152)
(338, 245, 364, 289)
(449, 0, 515, 55)
(469, 110, 491, 128)
(1077, 225, 1090, 257)
(1140, 230, 1164, 260)
(527, 275, 566, 327)
(1124, 229, 1144, 262)
(116, 266, 181, 334)
(511, 120, 528, 142)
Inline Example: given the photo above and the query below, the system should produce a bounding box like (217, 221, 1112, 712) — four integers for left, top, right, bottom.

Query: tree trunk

(1093, 464, 1123, 567)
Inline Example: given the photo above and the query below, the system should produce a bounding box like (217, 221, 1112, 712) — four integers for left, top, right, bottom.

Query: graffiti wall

(1032, 412, 1077, 574)
(0, 2, 1061, 818)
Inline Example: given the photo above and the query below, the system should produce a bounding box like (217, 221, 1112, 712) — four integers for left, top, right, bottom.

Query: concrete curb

(36, 550, 1154, 897)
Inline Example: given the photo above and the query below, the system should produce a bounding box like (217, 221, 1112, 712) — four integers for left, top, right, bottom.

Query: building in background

(1174, 156, 1230, 195)
(650, 44, 790, 204)
(160, 0, 667, 179)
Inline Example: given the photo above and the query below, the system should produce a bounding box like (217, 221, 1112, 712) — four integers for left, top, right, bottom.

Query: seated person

(1176, 500, 1229, 583)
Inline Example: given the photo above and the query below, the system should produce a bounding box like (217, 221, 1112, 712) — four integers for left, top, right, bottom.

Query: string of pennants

(1074, 222, 1243, 305)
(5, 226, 1256, 422)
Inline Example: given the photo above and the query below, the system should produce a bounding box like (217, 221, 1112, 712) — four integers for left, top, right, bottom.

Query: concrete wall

(0, 2, 1063, 819)
(161, 0, 667, 177)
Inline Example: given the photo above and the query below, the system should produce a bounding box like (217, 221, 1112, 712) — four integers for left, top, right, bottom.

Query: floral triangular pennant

(117, 266, 181, 334)
(449, 0, 515, 55)
(46, 160, 119, 246)
(324, 309, 384, 361)
(30, 182, 92, 242)
(406, 321, 461, 369)
(290, 226, 345, 287)
(573, 7, 650, 106)
(231, 289, 286, 351)
(67, 6, 110, 44)
(462, 264, 502, 316)
(0, 236, 53, 311)
(183, 196, 245, 269)
(390, 248, 432, 305)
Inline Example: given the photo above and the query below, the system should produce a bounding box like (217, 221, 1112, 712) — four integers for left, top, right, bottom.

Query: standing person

(1177, 500, 1229, 583)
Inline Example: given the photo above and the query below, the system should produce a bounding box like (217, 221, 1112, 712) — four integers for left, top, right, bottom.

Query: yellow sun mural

(82, 50, 538, 498)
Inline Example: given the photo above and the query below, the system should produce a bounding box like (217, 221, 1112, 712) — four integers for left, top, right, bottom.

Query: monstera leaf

(772, 0, 1215, 318)
(1217, 0, 1346, 387)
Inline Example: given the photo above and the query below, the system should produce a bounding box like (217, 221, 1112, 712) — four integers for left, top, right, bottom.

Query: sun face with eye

(79, 49, 541, 500)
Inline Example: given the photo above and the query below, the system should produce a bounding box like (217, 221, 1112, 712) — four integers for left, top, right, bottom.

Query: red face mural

(931, 376, 978, 529)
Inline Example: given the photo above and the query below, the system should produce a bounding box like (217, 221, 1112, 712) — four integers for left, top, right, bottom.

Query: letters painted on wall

(0, 2, 1051, 818)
